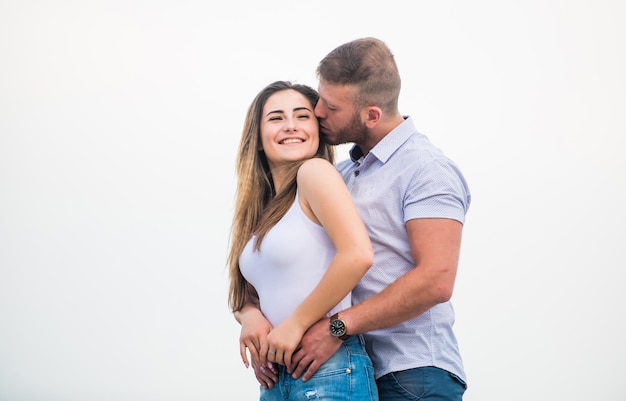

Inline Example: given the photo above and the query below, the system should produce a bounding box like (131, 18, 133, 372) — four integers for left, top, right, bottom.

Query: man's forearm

(341, 268, 449, 335)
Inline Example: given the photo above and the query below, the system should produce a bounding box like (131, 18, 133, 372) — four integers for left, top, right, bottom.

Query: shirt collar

(349, 116, 415, 164)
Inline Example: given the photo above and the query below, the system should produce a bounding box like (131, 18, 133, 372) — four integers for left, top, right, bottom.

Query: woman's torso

(239, 192, 350, 327)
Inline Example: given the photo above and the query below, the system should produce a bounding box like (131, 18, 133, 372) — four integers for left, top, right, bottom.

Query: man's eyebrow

(322, 98, 337, 108)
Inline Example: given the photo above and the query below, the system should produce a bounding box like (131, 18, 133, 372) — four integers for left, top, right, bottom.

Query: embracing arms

(235, 157, 373, 383)
(263, 158, 373, 366)
(289, 216, 464, 381)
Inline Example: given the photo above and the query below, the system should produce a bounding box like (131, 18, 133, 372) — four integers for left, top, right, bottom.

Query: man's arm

(342, 217, 462, 333)
(290, 217, 463, 381)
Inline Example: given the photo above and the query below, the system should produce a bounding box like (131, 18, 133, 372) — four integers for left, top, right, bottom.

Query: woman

(227, 81, 378, 400)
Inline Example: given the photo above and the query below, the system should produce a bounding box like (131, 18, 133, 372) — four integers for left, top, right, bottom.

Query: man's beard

(324, 112, 368, 146)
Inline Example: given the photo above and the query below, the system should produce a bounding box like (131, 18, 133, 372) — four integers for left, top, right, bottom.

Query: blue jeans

(260, 335, 378, 401)
(376, 366, 466, 401)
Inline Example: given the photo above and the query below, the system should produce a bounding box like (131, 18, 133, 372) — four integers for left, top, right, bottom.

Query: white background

(1, 1, 624, 400)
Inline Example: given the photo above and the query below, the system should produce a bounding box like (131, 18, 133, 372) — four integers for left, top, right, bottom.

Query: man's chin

(321, 133, 337, 145)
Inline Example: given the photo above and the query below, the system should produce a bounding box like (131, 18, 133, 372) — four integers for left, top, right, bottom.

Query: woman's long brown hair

(227, 81, 334, 313)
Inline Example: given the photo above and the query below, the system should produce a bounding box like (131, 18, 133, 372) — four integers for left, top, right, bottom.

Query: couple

(227, 37, 471, 401)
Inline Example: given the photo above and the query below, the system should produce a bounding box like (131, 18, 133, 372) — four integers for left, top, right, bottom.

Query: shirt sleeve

(403, 158, 471, 224)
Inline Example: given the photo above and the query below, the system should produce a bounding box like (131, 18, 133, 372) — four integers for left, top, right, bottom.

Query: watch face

(330, 319, 346, 337)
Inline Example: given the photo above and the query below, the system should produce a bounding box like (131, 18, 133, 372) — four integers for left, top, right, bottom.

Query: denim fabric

(376, 366, 466, 401)
(260, 335, 378, 401)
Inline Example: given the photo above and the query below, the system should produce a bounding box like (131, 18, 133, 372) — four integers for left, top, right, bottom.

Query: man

(241, 37, 471, 400)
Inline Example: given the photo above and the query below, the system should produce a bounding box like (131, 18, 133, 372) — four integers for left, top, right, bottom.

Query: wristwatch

(329, 313, 350, 341)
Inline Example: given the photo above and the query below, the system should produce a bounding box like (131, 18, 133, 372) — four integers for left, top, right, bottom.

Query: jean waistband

(342, 333, 366, 347)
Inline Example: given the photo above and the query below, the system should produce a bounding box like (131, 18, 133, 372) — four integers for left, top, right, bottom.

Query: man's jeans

(376, 366, 467, 401)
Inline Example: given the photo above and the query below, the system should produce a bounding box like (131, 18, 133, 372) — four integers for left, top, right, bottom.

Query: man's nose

(314, 103, 325, 118)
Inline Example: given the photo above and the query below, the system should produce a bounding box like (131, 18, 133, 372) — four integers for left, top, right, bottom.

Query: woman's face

(260, 89, 320, 171)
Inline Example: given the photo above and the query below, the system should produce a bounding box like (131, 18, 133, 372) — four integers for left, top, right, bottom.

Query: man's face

(315, 82, 368, 146)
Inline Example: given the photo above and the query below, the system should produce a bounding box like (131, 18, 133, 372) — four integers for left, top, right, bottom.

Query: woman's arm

(266, 158, 373, 368)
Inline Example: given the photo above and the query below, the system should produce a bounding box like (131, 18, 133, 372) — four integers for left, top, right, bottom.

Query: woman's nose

(283, 119, 296, 131)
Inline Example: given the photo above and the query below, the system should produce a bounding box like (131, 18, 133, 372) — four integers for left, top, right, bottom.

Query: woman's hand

(265, 317, 306, 368)
(251, 358, 278, 390)
(238, 307, 278, 387)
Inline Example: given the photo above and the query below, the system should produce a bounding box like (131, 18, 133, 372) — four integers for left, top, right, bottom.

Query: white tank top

(239, 193, 351, 327)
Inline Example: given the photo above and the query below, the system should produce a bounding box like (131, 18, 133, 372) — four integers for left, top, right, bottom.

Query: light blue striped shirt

(337, 116, 471, 381)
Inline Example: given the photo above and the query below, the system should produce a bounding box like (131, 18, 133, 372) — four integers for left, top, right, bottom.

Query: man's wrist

(329, 312, 351, 341)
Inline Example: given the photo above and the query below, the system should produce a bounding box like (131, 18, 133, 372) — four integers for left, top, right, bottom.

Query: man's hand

(288, 317, 341, 381)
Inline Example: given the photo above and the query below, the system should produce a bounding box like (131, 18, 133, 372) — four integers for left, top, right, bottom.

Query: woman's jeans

(260, 334, 378, 401)
(376, 366, 467, 401)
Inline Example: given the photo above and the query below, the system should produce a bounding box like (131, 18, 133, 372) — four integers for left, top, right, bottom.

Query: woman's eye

(268, 116, 282, 121)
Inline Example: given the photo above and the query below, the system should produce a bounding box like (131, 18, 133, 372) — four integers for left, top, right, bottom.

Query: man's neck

(358, 113, 405, 155)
